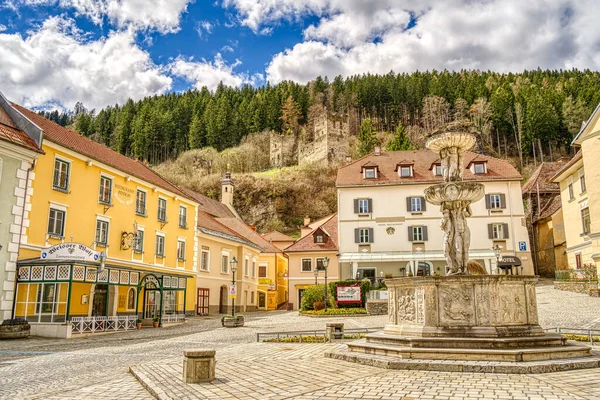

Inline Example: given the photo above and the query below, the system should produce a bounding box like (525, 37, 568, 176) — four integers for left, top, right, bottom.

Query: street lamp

(492, 244, 502, 274)
(230, 256, 238, 317)
(322, 256, 330, 310)
(314, 268, 319, 285)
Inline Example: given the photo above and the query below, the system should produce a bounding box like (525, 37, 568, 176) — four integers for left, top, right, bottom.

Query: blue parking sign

(519, 241, 527, 251)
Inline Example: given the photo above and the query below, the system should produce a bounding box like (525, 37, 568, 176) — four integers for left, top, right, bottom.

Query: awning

(498, 256, 522, 267)
(339, 250, 497, 263)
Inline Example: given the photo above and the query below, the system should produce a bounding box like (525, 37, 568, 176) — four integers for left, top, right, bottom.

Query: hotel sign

(41, 243, 100, 262)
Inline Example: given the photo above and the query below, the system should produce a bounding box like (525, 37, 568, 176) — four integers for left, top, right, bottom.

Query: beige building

(262, 231, 295, 250)
(552, 103, 600, 282)
(336, 150, 534, 279)
(285, 214, 339, 310)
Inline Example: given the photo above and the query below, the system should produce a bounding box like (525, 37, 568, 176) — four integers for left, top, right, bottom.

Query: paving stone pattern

(1, 281, 600, 399)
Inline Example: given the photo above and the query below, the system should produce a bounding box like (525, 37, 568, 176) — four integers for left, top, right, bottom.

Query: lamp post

(314, 268, 319, 285)
(492, 244, 502, 274)
(230, 256, 238, 317)
(322, 256, 330, 310)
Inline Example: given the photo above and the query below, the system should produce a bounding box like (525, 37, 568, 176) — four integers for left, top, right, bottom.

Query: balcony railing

(70, 316, 137, 334)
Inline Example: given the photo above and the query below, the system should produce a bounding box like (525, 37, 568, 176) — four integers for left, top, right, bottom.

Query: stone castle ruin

(270, 110, 350, 168)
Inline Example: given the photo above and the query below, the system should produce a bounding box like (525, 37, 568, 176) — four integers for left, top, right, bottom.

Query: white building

(336, 150, 533, 280)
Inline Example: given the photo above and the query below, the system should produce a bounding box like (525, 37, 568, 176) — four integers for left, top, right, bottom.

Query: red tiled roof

(12, 103, 191, 200)
(285, 214, 338, 253)
(522, 162, 564, 195)
(262, 231, 295, 242)
(196, 210, 262, 249)
(0, 122, 43, 153)
(217, 218, 281, 253)
(181, 187, 234, 218)
(337, 150, 522, 187)
(537, 196, 562, 221)
(551, 151, 583, 182)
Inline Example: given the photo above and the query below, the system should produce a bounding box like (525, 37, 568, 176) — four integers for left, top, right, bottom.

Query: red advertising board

(336, 284, 362, 304)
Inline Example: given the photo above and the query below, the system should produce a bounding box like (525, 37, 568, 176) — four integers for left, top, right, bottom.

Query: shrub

(301, 308, 367, 316)
(300, 284, 326, 311)
(1, 318, 28, 326)
(313, 301, 325, 311)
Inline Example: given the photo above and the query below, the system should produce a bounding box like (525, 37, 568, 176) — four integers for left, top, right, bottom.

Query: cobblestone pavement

(1, 282, 599, 399)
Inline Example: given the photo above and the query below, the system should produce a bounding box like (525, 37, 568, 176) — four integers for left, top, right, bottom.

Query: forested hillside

(48, 69, 600, 167)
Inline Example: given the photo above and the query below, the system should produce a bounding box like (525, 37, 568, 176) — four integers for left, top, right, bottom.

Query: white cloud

(0, 16, 172, 110)
(196, 20, 214, 37)
(169, 53, 262, 91)
(247, 0, 600, 83)
(221, 45, 234, 52)
(0, 24, 6, 32)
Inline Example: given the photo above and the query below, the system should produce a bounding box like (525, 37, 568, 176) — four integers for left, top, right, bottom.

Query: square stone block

(182, 349, 215, 384)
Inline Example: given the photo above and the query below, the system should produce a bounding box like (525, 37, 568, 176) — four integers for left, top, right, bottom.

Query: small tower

(221, 170, 234, 207)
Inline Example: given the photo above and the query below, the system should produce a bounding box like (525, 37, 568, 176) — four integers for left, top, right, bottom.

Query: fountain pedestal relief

(328, 122, 599, 372)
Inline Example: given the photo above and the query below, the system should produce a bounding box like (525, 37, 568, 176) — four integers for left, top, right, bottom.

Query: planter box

(221, 315, 244, 328)
(0, 324, 31, 339)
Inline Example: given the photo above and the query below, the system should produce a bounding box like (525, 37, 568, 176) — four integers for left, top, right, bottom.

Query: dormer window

(473, 162, 486, 174)
(315, 235, 324, 243)
(364, 168, 376, 179)
(399, 166, 412, 177)
(434, 164, 443, 176)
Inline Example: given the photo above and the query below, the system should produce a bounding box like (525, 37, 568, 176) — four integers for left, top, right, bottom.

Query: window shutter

(367, 198, 373, 213)
(354, 228, 360, 243)
(502, 223, 509, 239)
(368, 228, 374, 243)
(421, 197, 427, 212)
(423, 226, 428, 241)
(485, 194, 491, 209)
(406, 197, 412, 212)
(408, 226, 414, 241)
(488, 224, 494, 239)
(500, 194, 506, 209)
(353, 199, 359, 214)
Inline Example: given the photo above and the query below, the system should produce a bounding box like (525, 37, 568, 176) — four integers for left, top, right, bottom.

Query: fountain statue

(424, 122, 484, 275)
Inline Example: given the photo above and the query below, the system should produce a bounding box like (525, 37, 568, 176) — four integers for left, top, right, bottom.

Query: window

(364, 168, 376, 179)
(492, 224, 505, 239)
(301, 258, 312, 272)
(474, 163, 485, 174)
(200, 251, 209, 271)
(434, 165, 442, 176)
(157, 198, 167, 222)
(358, 199, 370, 214)
(315, 235, 324, 243)
(412, 226, 424, 241)
(98, 176, 112, 205)
(221, 254, 229, 273)
(575, 253, 582, 269)
(568, 179, 574, 200)
(177, 240, 186, 261)
(489, 194, 502, 209)
(252, 260, 256, 277)
(358, 228, 371, 243)
(411, 197, 422, 212)
(581, 207, 591, 235)
(258, 264, 267, 278)
(316, 258, 325, 271)
(136, 190, 146, 215)
(580, 170, 586, 193)
(251, 291, 255, 304)
(179, 206, 187, 228)
(133, 230, 144, 253)
(244, 258, 249, 276)
(36, 283, 57, 313)
(400, 166, 412, 177)
(95, 219, 109, 246)
(52, 158, 70, 192)
(155, 235, 165, 257)
(127, 288, 136, 310)
(47, 208, 65, 237)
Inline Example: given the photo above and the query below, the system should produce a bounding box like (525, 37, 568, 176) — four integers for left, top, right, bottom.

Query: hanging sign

(41, 243, 100, 262)
(229, 284, 237, 299)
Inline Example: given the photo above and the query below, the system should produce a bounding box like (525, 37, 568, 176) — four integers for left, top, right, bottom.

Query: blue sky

(0, 0, 598, 110)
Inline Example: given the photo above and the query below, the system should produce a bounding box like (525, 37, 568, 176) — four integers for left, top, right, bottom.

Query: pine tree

(357, 118, 379, 156)
(386, 123, 413, 151)
(280, 96, 301, 135)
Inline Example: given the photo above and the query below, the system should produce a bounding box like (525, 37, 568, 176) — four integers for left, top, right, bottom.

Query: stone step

(326, 347, 600, 374)
(365, 331, 568, 349)
(347, 339, 592, 362)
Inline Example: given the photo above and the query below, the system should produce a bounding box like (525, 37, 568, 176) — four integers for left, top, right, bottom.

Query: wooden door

(197, 288, 209, 315)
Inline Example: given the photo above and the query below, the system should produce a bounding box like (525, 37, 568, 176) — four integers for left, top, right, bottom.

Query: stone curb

(129, 365, 173, 400)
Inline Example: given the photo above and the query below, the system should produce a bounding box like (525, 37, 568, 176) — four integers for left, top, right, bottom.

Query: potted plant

(152, 317, 160, 328)
(136, 318, 143, 330)
(0, 318, 31, 339)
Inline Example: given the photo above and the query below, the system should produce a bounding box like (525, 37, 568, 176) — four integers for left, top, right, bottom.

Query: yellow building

(553, 101, 600, 286)
(12, 104, 199, 337)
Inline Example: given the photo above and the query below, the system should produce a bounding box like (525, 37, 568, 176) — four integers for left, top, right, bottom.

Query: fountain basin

(425, 132, 477, 154)
(424, 182, 484, 206)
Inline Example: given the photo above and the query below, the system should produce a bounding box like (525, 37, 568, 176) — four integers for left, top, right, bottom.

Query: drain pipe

(11, 160, 35, 319)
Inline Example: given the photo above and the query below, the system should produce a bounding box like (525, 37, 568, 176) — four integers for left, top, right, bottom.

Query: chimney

(303, 216, 310, 226)
(300, 217, 312, 238)
(221, 170, 234, 206)
(248, 225, 256, 231)
(374, 146, 381, 156)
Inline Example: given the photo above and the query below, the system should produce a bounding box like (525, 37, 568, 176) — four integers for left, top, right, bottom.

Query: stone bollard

(183, 349, 216, 384)
(326, 323, 344, 342)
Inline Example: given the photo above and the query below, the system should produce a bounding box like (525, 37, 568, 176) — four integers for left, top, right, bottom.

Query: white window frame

(244, 256, 250, 276)
(474, 163, 486, 174)
(412, 226, 424, 241)
(358, 198, 370, 214)
(95, 218, 109, 247)
(177, 239, 186, 261)
(221, 252, 230, 274)
(133, 227, 145, 253)
(364, 168, 376, 179)
(252, 258, 257, 278)
(136, 189, 147, 216)
(200, 250, 210, 271)
(359, 228, 371, 243)
(52, 156, 71, 192)
(581, 207, 591, 235)
(178, 205, 188, 228)
(301, 258, 312, 272)
(400, 166, 412, 177)
(411, 197, 422, 212)
(489, 194, 502, 209)
(157, 197, 167, 222)
(492, 224, 505, 240)
(579, 169, 586, 193)
(434, 164, 442, 176)
(155, 233, 165, 257)
(315, 234, 324, 243)
(98, 174, 113, 205)
(47, 206, 66, 238)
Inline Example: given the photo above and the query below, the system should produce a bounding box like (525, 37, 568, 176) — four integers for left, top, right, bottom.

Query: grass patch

(563, 334, 600, 343)
(300, 308, 367, 316)
(264, 333, 366, 343)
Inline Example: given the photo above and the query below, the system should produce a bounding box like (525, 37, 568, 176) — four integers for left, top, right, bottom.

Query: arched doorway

(219, 285, 228, 314)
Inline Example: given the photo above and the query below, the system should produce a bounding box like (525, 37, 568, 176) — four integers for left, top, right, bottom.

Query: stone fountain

(326, 122, 600, 373)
